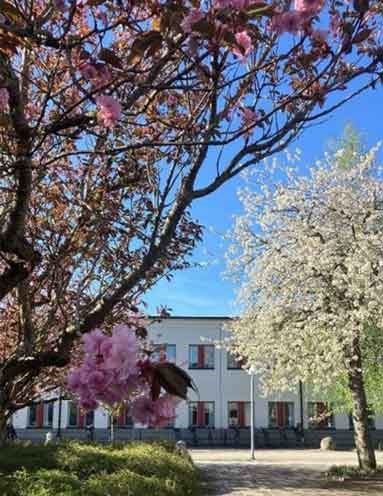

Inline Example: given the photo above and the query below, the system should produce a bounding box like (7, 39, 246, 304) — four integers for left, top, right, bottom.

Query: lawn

(0, 441, 200, 496)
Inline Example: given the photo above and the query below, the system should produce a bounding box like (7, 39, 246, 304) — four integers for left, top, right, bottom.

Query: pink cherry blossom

(0, 88, 9, 112)
(68, 369, 82, 390)
(86, 370, 108, 392)
(131, 394, 178, 427)
(233, 31, 253, 59)
(294, 0, 325, 14)
(79, 397, 98, 411)
(271, 11, 306, 35)
(82, 328, 108, 356)
(214, 0, 261, 9)
(241, 107, 258, 128)
(54, 0, 67, 12)
(182, 9, 204, 33)
(105, 325, 139, 378)
(131, 396, 157, 425)
(311, 29, 328, 44)
(80, 62, 111, 88)
(80, 63, 99, 81)
(96, 95, 122, 128)
(152, 394, 179, 427)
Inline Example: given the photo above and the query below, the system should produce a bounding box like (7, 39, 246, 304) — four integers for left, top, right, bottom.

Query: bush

(0, 442, 200, 496)
(326, 465, 383, 480)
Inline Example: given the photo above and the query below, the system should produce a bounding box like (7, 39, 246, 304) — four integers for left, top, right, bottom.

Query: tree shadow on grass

(198, 462, 383, 495)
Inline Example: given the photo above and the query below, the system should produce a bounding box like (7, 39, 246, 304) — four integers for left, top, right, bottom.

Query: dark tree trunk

(0, 408, 9, 447)
(348, 347, 376, 470)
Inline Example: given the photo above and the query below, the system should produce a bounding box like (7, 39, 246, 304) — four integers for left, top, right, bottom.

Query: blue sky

(146, 88, 383, 317)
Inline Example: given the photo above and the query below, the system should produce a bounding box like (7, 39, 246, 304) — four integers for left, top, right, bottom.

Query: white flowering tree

(227, 142, 383, 470)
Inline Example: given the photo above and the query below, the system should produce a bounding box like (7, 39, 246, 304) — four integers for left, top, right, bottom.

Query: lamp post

(248, 366, 256, 460)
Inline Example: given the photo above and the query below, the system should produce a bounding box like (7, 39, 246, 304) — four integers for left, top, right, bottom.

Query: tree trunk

(0, 408, 9, 447)
(348, 356, 376, 470)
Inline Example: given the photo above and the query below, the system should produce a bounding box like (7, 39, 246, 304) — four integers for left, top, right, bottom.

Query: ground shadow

(198, 462, 383, 495)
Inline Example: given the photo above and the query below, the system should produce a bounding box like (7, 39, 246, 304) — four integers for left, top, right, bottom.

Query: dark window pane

(204, 402, 215, 427)
(68, 402, 78, 427)
(85, 411, 94, 427)
(204, 346, 215, 369)
(28, 405, 37, 427)
(188, 402, 198, 427)
(189, 346, 199, 368)
(43, 402, 54, 427)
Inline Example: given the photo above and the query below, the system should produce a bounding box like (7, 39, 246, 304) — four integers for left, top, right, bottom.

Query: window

(43, 402, 54, 428)
(28, 402, 45, 428)
(68, 401, 79, 427)
(228, 402, 251, 427)
(28, 404, 38, 427)
(68, 401, 93, 428)
(85, 410, 95, 427)
(307, 402, 334, 429)
(189, 345, 215, 369)
(227, 352, 245, 370)
(268, 402, 294, 428)
(349, 409, 375, 430)
(116, 406, 134, 428)
(188, 402, 215, 428)
(152, 344, 176, 363)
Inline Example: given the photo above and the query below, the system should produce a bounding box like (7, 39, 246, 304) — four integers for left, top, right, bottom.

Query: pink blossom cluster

(75, 51, 120, 128)
(271, 0, 325, 35)
(67, 325, 178, 427)
(131, 393, 179, 427)
(0, 88, 9, 112)
(80, 62, 111, 89)
(96, 96, 122, 128)
(233, 31, 253, 60)
(213, 0, 262, 9)
(181, 8, 204, 33)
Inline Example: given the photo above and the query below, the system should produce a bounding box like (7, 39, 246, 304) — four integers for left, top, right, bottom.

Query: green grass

(0, 441, 200, 496)
(326, 465, 383, 480)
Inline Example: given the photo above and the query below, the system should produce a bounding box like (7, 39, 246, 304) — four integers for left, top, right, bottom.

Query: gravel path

(191, 449, 383, 496)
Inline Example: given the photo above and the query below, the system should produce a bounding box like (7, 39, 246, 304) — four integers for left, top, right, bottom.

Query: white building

(11, 317, 383, 445)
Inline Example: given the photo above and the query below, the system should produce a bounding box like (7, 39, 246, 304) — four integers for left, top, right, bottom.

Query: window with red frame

(268, 401, 294, 428)
(68, 401, 94, 428)
(116, 406, 134, 428)
(189, 345, 214, 369)
(188, 402, 215, 428)
(152, 344, 176, 363)
(28, 401, 53, 428)
(228, 401, 251, 427)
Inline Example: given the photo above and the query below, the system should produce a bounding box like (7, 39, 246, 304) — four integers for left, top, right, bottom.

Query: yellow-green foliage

(0, 442, 200, 496)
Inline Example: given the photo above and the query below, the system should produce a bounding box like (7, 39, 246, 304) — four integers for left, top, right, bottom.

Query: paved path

(191, 449, 383, 496)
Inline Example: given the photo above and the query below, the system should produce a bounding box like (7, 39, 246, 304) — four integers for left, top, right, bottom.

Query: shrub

(326, 465, 383, 480)
(0, 442, 200, 496)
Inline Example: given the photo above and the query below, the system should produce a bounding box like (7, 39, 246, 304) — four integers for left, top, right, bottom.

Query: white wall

(11, 317, 383, 430)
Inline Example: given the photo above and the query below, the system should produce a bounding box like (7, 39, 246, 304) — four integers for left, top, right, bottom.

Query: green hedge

(0, 442, 200, 496)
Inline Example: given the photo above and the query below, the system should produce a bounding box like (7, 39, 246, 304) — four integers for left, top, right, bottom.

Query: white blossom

(226, 143, 383, 395)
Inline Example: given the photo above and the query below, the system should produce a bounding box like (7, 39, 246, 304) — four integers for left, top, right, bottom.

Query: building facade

(11, 317, 383, 447)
